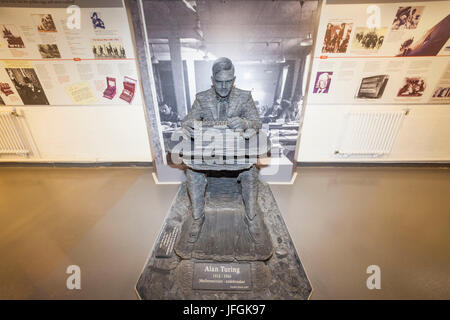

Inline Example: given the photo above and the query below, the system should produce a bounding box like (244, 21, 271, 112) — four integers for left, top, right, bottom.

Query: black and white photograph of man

(313, 72, 332, 94)
(6, 68, 49, 105)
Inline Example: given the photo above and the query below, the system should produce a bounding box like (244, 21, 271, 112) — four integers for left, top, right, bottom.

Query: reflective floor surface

(0, 166, 448, 299)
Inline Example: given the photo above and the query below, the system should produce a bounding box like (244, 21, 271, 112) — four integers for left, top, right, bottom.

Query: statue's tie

(218, 100, 227, 121)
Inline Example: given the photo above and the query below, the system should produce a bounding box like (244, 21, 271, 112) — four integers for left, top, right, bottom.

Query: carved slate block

(135, 181, 312, 300)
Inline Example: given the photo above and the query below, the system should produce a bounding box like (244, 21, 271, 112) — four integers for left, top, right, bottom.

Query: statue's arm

(181, 98, 202, 130)
(243, 94, 262, 131)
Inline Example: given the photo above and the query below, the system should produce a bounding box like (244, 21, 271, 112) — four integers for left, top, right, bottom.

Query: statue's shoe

(188, 215, 205, 243)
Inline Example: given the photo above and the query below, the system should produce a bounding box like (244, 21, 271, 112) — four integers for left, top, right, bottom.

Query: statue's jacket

(181, 87, 264, 171)
(182, 87, 262, 131)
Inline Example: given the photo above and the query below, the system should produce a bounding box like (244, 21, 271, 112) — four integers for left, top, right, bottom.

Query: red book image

(119, 76, 137, 104)
(0, 83, 14, 96)
(103, 77, 116, 100)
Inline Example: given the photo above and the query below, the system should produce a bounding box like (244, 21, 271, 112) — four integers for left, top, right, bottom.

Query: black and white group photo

(1, 24, 25, 48)
(351, 27, 386, 51)
(37, 44, 61, 59)
(92, 40, 126, 59)
(321, 22, 353, 53)
(397, 77, 426, 97)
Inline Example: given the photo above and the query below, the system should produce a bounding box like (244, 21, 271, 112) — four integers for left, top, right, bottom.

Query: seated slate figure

(181, 57, 262, 243)
(136, 58, 312, 300)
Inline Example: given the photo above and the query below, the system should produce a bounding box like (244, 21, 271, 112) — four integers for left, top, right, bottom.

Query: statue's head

(211, 57, 235, 98)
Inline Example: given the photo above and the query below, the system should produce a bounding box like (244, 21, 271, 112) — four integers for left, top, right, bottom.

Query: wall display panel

(0, 0, 152, 164)
(307, 0, 450, 106)
(0, 1, 141, 106)
(298, 0, 450, 163)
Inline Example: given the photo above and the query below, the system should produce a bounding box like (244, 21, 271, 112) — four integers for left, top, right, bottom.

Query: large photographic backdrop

(140, 0, 318, 170)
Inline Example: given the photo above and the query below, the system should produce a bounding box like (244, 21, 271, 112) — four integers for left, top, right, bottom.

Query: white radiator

(335, 110, 407, 157)
(0, 111, 29, 155)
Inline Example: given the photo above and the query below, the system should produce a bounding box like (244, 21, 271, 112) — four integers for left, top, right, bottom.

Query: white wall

(299, 104, 450, 162)
(1, 105, 151, 162)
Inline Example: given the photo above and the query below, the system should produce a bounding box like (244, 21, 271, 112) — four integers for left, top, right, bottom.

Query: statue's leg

(239, 165, 264, 243)
(238, 165, 259, 220)
(185, 168, 207, 242)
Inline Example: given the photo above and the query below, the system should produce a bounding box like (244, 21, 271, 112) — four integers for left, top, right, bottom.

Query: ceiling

(143, 0, 319, 61)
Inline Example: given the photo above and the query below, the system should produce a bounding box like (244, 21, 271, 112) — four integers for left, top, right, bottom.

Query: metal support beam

(168, 37, 187, 118)
(290, 59, 301, 101)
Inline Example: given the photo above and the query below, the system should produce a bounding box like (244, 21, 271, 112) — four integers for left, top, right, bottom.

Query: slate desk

(135, 125, 312, 300)
(166, 126, 271, 171)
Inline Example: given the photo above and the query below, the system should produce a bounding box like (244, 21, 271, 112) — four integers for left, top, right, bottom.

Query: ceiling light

(300, 33, 313, 46)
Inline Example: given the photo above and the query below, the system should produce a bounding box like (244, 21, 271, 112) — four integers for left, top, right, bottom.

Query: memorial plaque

(193, 262, 252, 291)
(155, 224, 179, 258)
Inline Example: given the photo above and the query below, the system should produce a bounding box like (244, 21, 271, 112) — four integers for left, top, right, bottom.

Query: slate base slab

(136, 181, 312, 300)
(175, 177, 273, 261)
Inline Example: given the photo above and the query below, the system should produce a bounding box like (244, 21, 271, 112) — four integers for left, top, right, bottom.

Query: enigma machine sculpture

(136, 58, 312, 300)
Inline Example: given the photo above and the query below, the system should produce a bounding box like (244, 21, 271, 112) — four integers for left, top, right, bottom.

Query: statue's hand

(228, 117, 248, 130)
(182, 124, 195, 138)
(242, 128, 257, 139)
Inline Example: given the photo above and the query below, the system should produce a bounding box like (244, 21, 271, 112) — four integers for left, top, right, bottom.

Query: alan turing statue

(181, 57, 262, 243)
(136, 57, 312, 300)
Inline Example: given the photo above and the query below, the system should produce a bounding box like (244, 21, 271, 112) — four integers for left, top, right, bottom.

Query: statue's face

(212, 71, 235, 98)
